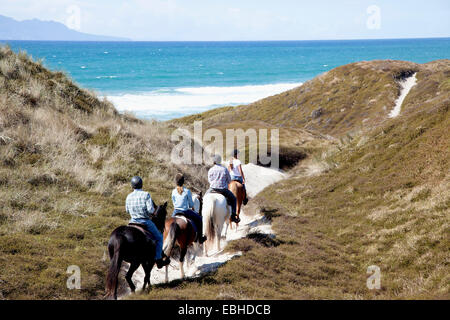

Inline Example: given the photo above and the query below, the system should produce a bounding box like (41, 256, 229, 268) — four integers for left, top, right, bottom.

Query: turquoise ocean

(3, 38, 450, 120)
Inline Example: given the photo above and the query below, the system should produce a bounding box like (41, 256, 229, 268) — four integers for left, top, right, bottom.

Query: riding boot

(199, 235, 207, 244)
(197, 221, 207, 243)
(156, 253, 170, 268)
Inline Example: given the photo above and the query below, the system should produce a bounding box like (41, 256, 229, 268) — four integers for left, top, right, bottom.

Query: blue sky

(1, 0, 449, 40)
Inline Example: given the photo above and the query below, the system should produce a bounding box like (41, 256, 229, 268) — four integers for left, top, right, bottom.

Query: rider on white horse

(205, 154, 240, 224)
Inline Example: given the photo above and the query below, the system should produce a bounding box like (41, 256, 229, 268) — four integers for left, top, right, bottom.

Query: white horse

(202, 193, 231, 256)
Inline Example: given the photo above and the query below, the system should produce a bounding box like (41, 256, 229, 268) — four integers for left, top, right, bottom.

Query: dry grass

(0, 46, 448, 300)
(134, 59, 449, 300)
(0, 46, 209, 299)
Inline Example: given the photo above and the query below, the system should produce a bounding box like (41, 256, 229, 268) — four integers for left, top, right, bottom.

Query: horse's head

(152, 201, 168, 233)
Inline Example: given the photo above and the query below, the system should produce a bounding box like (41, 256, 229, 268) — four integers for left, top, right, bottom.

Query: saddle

(128, 223, 155, 242)
(173, 214, 199, 241)
(209, 189, 226, 196)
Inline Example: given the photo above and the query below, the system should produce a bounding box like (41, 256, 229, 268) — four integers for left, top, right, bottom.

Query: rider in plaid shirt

(206, 155, 240, 223)
(126, 189, 154, 220)
(208, 162, 231, 189)
(126, 176, 170, 268)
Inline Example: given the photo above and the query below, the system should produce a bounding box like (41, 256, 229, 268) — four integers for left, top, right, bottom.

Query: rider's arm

(171, 190, 176, 207)
(225, 168, 231, 186)
(208, 168, 213, 185)
(238, 165, 245, 183)
(187, 189, 195, 210)
(145, 193, 155, 215)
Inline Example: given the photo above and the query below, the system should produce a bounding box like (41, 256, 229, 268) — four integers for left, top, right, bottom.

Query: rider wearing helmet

(171, 173, 207, 244)
(126, 176, 170, 268)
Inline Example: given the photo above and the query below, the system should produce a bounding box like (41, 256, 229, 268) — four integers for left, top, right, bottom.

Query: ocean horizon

(3, 38, 450, 120)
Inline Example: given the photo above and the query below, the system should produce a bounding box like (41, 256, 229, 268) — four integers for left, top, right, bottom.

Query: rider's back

(126, 189, 154, 220)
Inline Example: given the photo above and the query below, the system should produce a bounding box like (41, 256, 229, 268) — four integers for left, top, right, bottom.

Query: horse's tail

(163, 221, 179, 257)
(203, 197, 216, 244)
(105, 234, 123, 299)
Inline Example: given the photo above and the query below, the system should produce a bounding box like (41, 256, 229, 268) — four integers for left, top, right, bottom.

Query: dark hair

(175, 173, 185, 186)
(233, 149, 239, 158)
(175, 173, 185, 195)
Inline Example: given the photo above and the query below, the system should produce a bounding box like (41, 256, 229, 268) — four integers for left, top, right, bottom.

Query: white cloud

(0, 0, 448, 40)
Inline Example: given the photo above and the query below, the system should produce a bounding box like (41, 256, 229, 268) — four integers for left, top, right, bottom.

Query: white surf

(107, 82, 302, 120)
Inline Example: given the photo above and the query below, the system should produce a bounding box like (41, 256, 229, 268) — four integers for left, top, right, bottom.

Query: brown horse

(162, 193, 202, 282)
(228, 180, 245, 229)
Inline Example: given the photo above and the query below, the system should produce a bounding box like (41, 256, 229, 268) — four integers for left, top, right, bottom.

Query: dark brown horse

(163, 193, 202, 282)
(228, 180, 245, 229)
(105, 201, 168, 300)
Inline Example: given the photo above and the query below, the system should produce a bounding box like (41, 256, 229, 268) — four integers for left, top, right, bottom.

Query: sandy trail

(119, 163, 286, 298)
(388, 73, 417, 118)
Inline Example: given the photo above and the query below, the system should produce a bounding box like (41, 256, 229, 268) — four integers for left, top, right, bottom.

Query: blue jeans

(230, 175, 243, 183)
(230, 176, 247, 197)
(130, 218, 163, 260)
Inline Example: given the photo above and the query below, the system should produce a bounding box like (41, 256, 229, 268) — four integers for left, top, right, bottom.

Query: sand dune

(388, 73, 417, 118)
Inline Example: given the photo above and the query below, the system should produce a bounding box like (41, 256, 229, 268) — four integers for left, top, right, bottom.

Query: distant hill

(0, 14, 130, 41)
(165, 59, 449, 299)
(173, 59, 449, 137)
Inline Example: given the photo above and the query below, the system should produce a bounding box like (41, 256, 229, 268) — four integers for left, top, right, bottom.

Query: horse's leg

(165, 265, 169, 283)
(142, 262, 151, 291)
(203, 241, 208, 257)
(236, 206, 240, 230)
(180, 261, 185, 279)
(180, 247, 188, 279)
(236, 196, 241, 230)
(223, 219, 229, 238)
(216, 230, 221, 252)
(190, 243, 198, 264)
(125, 262, 139, 293)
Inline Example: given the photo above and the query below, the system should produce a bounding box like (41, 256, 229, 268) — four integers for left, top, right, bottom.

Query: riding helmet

(130, 176, 143, 189)
(212, 154, 222, 164)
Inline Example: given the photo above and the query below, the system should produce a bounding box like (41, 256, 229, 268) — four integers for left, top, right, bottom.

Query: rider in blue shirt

(171, 174, 207, 244)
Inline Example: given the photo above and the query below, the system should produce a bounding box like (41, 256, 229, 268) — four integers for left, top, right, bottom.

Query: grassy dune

(137, 60, 449, 299)
(0, 46, 209, 299)
(0, 46, 448, 299)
